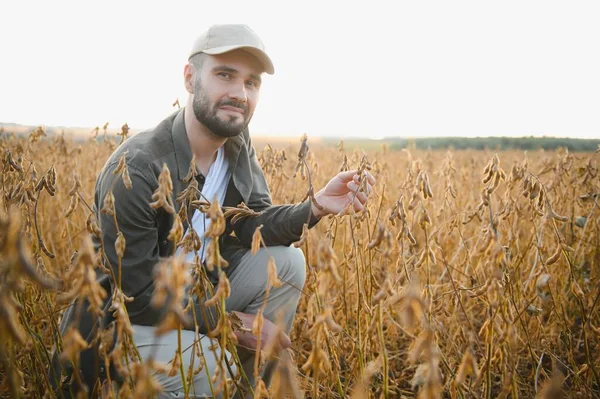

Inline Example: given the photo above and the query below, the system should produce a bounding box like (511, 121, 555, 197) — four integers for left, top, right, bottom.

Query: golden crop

(0, 127, 599, 398)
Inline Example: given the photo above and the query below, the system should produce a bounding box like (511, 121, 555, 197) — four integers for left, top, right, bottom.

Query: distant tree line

(324, 136, 600, 152)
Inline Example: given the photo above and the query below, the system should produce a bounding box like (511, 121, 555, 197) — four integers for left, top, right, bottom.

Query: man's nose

(228, 82, 248, 103)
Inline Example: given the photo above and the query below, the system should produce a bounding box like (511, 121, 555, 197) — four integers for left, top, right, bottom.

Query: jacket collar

(172, 108, 193, 181)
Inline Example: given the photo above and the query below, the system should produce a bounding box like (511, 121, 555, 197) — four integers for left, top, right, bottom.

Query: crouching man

(52, 24, 374, 398)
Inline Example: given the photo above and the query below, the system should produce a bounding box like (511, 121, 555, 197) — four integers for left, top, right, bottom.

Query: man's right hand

(231, 311, 291, 351)
(311, 170, 376, 218)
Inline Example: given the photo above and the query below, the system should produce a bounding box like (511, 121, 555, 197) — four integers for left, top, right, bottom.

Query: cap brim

(202, 45, 275, 75)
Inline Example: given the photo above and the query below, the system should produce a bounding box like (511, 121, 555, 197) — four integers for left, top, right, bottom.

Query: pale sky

(1, 0, 599, 139)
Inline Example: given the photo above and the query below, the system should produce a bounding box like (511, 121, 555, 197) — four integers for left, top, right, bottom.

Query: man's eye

(218, 72, 231, 79)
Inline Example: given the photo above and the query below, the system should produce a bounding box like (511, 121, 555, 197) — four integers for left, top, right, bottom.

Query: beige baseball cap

(188, 24, 274, 75)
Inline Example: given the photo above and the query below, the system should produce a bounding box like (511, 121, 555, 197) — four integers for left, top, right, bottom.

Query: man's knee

(271, 246, 306, 289)
(153, 336, 236, 398)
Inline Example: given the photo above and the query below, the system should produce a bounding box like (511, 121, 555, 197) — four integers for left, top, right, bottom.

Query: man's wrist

(310, 199, 325, 220)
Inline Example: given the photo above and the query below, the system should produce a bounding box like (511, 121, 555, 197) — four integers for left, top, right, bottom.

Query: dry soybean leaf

(122, 168, 132, 190)
(86, 213, 102, 237)
(561, 242, 575, 254)
(167, 351, 181, 377)
(550, 208, 569, 222)
(428, 248, 436, 265)
(293, 223, 309, 248)
(570, 280, 584, 301)
(546, 245, 561, 266)
(267, 256, 282, 289)
(60, 326, 89, 363)
(115, 232, 126, 258)
(455, 350, 478, 386)
(167, 214, 184, 244)
(0, 296, 28, 344)
(367, 221, 385, 249)
(40, 240, 55, 259)
(67, 173, 81, 196)
(101, 191, 115, 216)
(113, 153, 127, 175)
(529, 180, 540, 199)
(64, 195, 79, 217)
(251, 225, 263, 255)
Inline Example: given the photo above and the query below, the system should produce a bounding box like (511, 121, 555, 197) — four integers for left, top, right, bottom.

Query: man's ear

(183, 64, 195, 94)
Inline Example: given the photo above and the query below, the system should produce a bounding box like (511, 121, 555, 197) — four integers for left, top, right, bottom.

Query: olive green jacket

(61, 108, 318, 339)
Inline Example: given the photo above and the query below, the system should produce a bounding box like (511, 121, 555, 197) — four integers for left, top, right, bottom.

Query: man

(55, 24, 374, 398)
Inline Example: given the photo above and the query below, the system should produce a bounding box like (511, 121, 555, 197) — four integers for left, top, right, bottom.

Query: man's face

(192, 50, 263, 138)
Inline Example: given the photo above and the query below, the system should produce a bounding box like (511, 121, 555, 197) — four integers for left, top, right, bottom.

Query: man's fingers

(350, 194, 365, 211)
(351, 171, 376, 186)
(365, 171, 376, 185)
(347, 191, 367, 205)
(348, 181, 374, 197)
(338, 169, 359, 182)
(357, 191, 368, 204)
(348, 190, 368, 204)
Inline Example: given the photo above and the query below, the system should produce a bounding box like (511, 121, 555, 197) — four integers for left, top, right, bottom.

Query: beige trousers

(132, 245, 306, 398)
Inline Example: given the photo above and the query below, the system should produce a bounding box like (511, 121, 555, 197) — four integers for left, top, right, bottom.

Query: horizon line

(1, 121, 599, 141)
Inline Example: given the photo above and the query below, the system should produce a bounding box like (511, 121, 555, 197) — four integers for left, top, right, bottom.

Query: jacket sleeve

(231, 137, 320, 247)
(96, 163, 218, 334)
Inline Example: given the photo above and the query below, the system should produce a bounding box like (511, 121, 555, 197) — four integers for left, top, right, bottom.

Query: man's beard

(192, 81, 251, 138)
